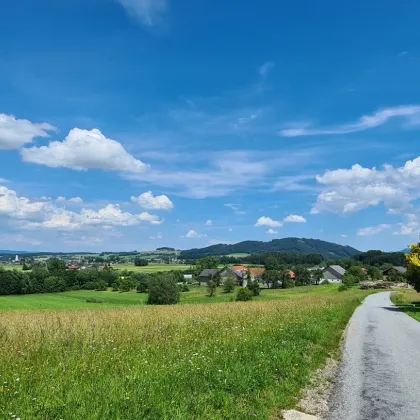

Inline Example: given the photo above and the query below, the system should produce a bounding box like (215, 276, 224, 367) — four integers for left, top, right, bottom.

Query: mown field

(391, 290, 420, 322)
(0, 287, 371, 419)
(0, 285, 340, 311)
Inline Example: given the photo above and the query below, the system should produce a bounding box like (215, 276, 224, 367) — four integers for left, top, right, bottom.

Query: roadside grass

(391, 290, 420, 322)
(0, 285, 341, 312)
(0, 289, 370, 419)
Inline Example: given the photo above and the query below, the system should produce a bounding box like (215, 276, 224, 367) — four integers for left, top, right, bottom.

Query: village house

(382, 266, 407, 279)
(321, 265, 346, 283)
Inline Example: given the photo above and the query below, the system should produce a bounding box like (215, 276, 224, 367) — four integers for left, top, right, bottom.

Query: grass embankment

(0, 288, 370, 419)
(391, 290, 420, 322)
(0, 285, 340, 312)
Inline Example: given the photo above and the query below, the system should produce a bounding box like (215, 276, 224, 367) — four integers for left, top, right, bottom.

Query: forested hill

(180, 238, 360, 260)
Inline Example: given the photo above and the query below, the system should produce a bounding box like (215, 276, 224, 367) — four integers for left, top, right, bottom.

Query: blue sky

(1, 0, 420, 252)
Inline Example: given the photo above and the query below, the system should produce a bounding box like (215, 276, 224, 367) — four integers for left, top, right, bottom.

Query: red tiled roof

(233, 265, 246, 272)
(248, 267, 266, 277)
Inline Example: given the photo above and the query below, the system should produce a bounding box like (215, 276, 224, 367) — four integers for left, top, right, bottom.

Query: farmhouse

(382, 266, 407, 278)
(322, 265, 346, 283)
(199, 267, 246, 286)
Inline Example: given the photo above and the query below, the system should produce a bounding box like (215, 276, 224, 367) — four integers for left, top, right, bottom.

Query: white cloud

(0, 233, 41, 246)
(131, 191, 174, 210)
(0, 113, 56, 150)
(56, 196, 83, 204)
(21, 128, 148, 174)
(266, 228, 278, 235)
(205, 220, 212, 226)
(259, 61, 275, 79)
(0, 185, 162, 231)
(185, 229, 207, 238)
(149, 234, 163, 240)
(255, 216, 283, 228)
(357, 224, 391, 236)
(117, 0, 167, 26)
(311, 157, 420, 215)
(393, 214, 420, 236)
(341, 234, 348, 238)
(284, 214, 306, 223)
(224, 203, 240, 211)
(280, 105, 420, 137)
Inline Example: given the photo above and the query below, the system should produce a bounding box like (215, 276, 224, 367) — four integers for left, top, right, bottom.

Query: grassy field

(0, 285, 340, 311)
(0, 286, 371, 419)
(0, 265, 25, 271)
(114, 263, 190, 272)
(391, 290, 420, 322)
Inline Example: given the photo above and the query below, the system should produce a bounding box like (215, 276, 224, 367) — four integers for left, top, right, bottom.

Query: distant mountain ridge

(0, 250, 29, 255)
(180, 238, 360, 260)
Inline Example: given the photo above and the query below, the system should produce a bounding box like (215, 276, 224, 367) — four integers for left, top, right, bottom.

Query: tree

(47, 258, 67, 276)
(312, 268, 324, 285)
(406, 243, 420, 291)
(134, 257, 148, 267)
(247, 278, 260, 296)
(281, 271, 295, 289)
(207, 280, 217, 297)
(118, 277, 139, 292)
(367, 266, 382, 280)
(343, 274, 359, 286)
(147, 275, 180, 305)
(196, 256, 220, 272)
(235, 287, 253, 301)
(344, 266, 367, 283)
(262, 270, 280, 289)
(132, 273, 150, 293)
(264, 256, 280, 271)
(388, 270, 406, 283)
(223, 276, 235, 293)
(294, 266, 311, 286)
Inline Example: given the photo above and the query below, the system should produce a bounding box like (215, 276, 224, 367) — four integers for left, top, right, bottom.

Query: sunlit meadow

(0, 289, 370, 419)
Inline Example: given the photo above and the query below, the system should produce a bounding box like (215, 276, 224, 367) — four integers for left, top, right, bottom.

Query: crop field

(0, 285, 341, 312)
(0, 265, 25, 271)
(114, 263, 190, 272)
(391, 290, 420, 322)
(0, 287, 370, 419)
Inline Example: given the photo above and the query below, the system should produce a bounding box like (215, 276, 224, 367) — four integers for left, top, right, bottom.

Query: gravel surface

(328, 292, 420, 420)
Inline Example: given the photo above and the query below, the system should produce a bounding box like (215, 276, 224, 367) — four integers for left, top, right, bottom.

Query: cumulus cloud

(284, 214, 306, 223)
(255, 216, 283, 228)
(0, 233, 42, 246)
(205, 220, 212, 226)
(311, 157, 420, 215)
(117, 0, 167, 26)
(0, 113, 56, 150)
(56, 196, 83, 204)
(185, 230, 207, 238)
(266, 228, 278, 235)
(357, 224, 391, 236)
(131, 191, 174, 210)
(280, 105, 420, 137)
(0, 185, 162, 231)
(21, 128, 148, 174)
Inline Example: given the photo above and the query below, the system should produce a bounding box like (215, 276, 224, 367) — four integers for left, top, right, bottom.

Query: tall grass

(0, 291, 369, 419)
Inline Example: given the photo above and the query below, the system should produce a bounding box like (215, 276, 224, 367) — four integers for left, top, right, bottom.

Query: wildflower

(218, 370, 223, 373)
(15, 378, 20, 382)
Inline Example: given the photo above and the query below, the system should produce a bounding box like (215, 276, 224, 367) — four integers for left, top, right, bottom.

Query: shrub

(147, 276, 180, 305)
(133, 273, 150, 293)
(247, 279, 260, 296)
(338, 284, 349, 292)
(178, 283, 190, 292)
(343, 274, 359, 286)
(86, 298, 104, 303)
(207, 280, 217, 297)
(235, 287, 253, 302)
(223, 276, 235, 293)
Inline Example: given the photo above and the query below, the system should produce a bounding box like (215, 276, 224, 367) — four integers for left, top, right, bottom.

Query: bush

(178, 283, 190, 292)
(247, 279, 260, 296)
(86, 298, 104, 303)
(147, 276, 180, 305)
(338, 284, 349, 292)
(235, 287, 253, 302)
(223, 276, 235, 293)
(207, 280, 217, 297)
(343, 274, 359, 286)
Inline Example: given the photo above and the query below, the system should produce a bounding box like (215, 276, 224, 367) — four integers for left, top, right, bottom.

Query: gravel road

(328, 291, 420, 420)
